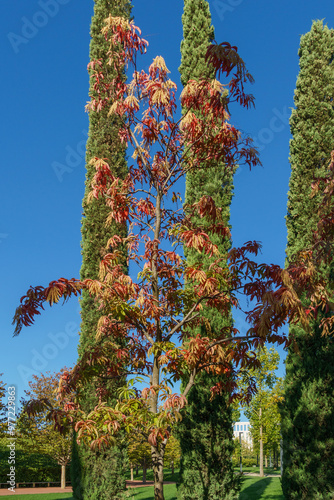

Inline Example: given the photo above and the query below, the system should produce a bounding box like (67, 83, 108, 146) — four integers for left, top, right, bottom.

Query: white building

(233, 421, 253, 448)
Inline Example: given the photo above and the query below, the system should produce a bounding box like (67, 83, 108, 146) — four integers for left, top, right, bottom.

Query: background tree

(128, 432, 152, 482)
(177, 1, 238, 498)
(242, 346, 280, 476)
(246, 379, 283, 470)
(74, 1, 132, 499)
(164, 435, 181, 475)
(281, 20, 334, 500)
(17, 369, 72, 489)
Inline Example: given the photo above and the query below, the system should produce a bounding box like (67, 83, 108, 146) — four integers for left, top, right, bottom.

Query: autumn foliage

(12, 16, 334, 500)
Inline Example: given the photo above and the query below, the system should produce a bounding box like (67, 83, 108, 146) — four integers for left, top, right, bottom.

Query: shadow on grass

(240, 477, 285, 500)
(129, 484, 177, 500)
(240, 477, 271, 500)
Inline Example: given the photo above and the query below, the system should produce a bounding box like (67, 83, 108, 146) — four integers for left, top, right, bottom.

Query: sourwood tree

(74, 1, 131, 499)
(12, 16, 334, 500)
(177, 2, 238, 498)
(281, 20, 334, 500)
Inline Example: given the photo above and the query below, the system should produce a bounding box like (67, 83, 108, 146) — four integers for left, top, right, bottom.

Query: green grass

(240, 477, 284, 499)
(128, 478, 284, 500)
(0, 477, 284, 499)
(129, 483, 177, 500)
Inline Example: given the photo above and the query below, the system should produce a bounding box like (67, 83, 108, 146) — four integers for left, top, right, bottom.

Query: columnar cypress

(177, 1, 239, 498)
(281, 20, 334, 500)
(71, 2, 131, 499)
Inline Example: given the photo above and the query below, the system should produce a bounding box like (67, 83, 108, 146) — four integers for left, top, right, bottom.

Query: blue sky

(1, 0, 333, 405)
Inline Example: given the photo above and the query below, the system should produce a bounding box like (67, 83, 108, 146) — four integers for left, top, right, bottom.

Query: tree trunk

(130, 464, 134, 481)
(143, 456, 147, 484)
(269, 452, 272, 468)
(265, 455, 268, 468)
(259, 408, 264, 477)
(61, 464, 66, 489)
(151, 447, 165, 500)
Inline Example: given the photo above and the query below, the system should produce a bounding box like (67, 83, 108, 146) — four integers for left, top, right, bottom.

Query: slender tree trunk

(265, 455, 268, 468)
(259, 408, 264, 477)
(130, 465, 134, 481)
(269, 452, 272, 468)
(143, 456, 147, 484)
(61, 464, 66, 489)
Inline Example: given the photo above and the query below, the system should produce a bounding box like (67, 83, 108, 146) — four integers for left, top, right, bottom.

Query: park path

(242, 472, 280, 478)
(0, 476, 279, 496)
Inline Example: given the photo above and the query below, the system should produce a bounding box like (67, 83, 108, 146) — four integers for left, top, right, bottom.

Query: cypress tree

(71, 2, 131, 499)
(281, 20, 334, 500)
(177, 1, 239, 498)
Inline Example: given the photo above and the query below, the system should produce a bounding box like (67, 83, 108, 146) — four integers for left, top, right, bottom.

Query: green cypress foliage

(177, 1, 239, 498)
(179, 0, 214, 87)
(71, 2, 131, 499)
(281, 20, 334, 500)
(79, 0, 131, 357)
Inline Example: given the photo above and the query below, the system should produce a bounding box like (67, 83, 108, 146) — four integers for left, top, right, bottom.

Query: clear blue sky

(1, 0, 333, 404)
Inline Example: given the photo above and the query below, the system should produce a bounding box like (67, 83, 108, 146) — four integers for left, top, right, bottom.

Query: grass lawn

(0, 476, 284, 499)
(128, 478, 284, 500)
(240, 477, 284, 499)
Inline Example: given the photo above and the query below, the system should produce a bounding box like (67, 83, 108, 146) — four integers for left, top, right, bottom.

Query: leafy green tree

(164, 435, 181, 474)
(177, 1, 238, 499)
(242, 347, 281, 476)
(128, 432, 152, 483)
(17, 370, 72, 489)
(73, 1, 131, 499)
(281, 20, 334, 500)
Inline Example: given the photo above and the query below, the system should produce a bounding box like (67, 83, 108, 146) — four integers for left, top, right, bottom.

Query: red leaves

(45, 278, 82, 305)
(24, 398, 52, 417)
(148, 427, 168, 447)
(181, 229, 218, 257)
(206, 42, 239, 77)
(163, 394, 187, 411)
(195, 195, 218, 221)
(13, 279, 83, 336)
(205, 42, 255, 108)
